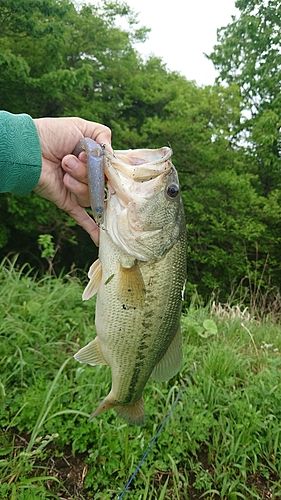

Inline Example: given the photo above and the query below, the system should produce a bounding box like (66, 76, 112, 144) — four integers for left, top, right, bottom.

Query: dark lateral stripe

(125, 334, 151, 403)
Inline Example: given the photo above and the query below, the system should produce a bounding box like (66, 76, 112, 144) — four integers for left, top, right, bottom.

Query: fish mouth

(108, 147, 172, 180)
(104, 147, 173, 205)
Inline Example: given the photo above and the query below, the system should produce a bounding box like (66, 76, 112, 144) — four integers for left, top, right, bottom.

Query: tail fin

(116, 398, 144, 426)
(90, 395, 145, 426)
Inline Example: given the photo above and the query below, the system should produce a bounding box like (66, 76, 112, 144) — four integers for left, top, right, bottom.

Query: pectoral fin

(82, 259, 102, 301)
(74, 337, 107, 366)
(118, 262, 145, 308)
(151, 327, 182, 382)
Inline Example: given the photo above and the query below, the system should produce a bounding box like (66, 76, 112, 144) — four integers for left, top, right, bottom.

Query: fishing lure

(73, 138, 105, 225)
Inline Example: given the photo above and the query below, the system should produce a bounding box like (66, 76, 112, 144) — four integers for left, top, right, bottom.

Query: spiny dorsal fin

(118, 262, 145, 308)
(74, 337, 107, 366)
(151, 327, 182, 382)
(82, 258, 102, 301)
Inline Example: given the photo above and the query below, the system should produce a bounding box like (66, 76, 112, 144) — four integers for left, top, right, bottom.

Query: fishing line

(117, 373, 194, 499)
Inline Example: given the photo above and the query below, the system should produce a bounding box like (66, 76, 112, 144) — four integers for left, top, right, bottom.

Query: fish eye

(166, 183, 179, 198)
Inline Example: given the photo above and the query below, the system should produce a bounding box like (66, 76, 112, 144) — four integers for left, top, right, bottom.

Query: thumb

(67, 205, 100, 246)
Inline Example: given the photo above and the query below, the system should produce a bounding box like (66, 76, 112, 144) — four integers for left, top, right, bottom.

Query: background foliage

(1, 261, 281, 498)
(1, 2, 281, 497)
(0, 0, 280, 302)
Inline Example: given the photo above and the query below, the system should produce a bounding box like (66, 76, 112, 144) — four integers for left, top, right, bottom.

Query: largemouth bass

(74, 146, 187, 425)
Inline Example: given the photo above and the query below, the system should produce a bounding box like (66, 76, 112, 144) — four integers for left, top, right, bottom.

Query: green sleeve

(0, 111, 42, 195)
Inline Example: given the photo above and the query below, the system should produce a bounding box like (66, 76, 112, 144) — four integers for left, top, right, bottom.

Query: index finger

(80, 120, 113, 153)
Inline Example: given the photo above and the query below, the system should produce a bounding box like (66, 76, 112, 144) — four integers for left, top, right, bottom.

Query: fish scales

(96, 227, 186, 404)
(74, 146, 187, 424)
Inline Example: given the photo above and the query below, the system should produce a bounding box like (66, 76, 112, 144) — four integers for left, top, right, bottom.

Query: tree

(137, 78, 272, 298)
(207, 0, 281, 300)
(0, 0, 147, 118)
(0, 0, 280, 301)
(210, 0, 281, 196)
(0, 0, 147, 269)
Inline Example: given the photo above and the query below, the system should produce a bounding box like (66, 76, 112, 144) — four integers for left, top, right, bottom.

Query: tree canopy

(210, 0, 281, 195)
(0, 0, 280, 303)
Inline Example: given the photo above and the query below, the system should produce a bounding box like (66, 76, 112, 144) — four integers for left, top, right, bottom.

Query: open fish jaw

(106, 147, 173, 181)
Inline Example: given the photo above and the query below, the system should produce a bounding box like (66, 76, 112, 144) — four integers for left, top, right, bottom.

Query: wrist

(0, 111, 42, 195)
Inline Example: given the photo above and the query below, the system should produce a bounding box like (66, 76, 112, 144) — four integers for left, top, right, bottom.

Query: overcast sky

(122, 0, 238, 85)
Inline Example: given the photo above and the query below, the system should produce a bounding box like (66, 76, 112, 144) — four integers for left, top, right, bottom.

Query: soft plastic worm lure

(73, 138, 105, 225)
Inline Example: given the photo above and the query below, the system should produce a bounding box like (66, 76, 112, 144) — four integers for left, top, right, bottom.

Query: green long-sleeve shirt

(0, 111, 42, 195)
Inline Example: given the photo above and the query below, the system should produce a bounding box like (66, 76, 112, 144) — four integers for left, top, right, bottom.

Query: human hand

(34, 117, 112, 245)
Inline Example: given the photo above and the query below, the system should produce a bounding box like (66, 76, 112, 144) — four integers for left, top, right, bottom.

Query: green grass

(1, 258, 281, 499)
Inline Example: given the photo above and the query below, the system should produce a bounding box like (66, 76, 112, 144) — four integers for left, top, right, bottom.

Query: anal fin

(74, 337, 107, 366)
(151, 327, 182, 382)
